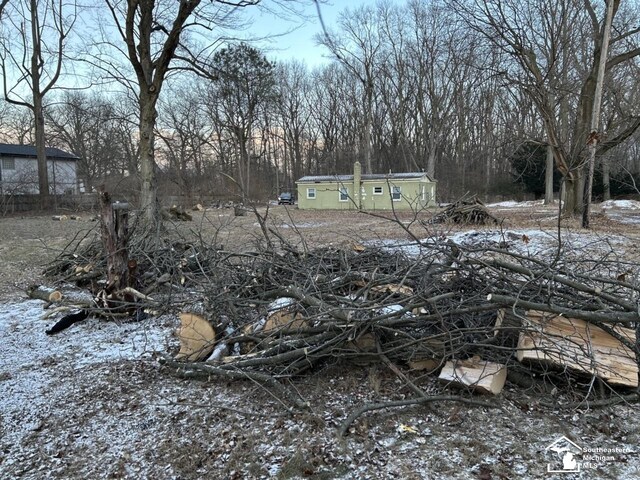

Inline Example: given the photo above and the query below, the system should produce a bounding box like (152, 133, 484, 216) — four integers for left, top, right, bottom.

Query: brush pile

(428, 197, 499, 225)
(42, 220, 640, 412)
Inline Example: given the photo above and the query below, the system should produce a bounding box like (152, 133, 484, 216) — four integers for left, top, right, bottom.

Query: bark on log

(99, 189, 129, 292)
(27, 285, 62, 303)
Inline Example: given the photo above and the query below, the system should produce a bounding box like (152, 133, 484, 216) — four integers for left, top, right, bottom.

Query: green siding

(297, 177, 436, 210)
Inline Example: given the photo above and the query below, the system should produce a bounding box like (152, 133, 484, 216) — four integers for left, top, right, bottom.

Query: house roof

(297, 172, 432, 183)
(0, 143, 79, 160)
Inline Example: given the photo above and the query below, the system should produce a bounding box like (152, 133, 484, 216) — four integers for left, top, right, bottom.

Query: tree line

(1, 0, 639, 220)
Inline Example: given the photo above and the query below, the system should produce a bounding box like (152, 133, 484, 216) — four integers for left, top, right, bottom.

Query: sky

(252, 0, 405, 68)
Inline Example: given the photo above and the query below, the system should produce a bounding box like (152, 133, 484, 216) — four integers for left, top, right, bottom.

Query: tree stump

(99, 188, 129, 291)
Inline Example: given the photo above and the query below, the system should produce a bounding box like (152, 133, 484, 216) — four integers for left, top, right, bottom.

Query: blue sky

(252, 0, 405, 68)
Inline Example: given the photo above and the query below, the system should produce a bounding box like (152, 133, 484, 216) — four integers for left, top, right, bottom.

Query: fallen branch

(486, 293, 640, 324)
(338, 395, 501, 437)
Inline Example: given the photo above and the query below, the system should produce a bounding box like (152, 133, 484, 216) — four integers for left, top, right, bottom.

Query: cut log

(264, 309, 308, 333)
(27, 285, 63, 303)
(438, 356, 507, 395)
(52, 215, 68, 221)
(493, 308, 522, 337)
(517, 311, 638, 387)
(175, 313, 216, 362)
(263, 297, 308, 334)
(408, 358, 441, 372)
(192, 203, 205, 211)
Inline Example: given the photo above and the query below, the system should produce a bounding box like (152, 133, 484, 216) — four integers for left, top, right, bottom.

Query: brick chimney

(353, 161, 362, 210)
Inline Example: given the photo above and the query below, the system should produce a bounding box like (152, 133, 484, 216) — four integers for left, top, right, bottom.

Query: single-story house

(296, 162, 436, 210)
(0, 143, 79, 195)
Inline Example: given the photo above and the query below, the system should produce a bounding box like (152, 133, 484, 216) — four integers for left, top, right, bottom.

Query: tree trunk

(426, 135, 436, 180)
(364, 87, 373, 174)
(602, 155, 611, 201)
(582, 0, 615, 228)
(30, 0, 49, 209)
(544, 143, 554, 204)
(139, 91, 159, 225)
(33, 96, 50, 208)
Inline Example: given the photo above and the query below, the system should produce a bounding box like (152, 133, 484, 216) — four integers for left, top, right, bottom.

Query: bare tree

(206, 43, 277, 201)
(316, 3, 383, 174)
(582, 0, 615, 228)
(47, 91, 127, 192)
(0, 0, 77, 208)
(156, 84, 211, 203)
(275, 60, 311, 184)
(450, 0, 640, 214)
(98, 0, 264, 224)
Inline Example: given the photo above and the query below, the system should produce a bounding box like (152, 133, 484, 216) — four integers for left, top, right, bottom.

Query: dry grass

(1, 202, 639, 300)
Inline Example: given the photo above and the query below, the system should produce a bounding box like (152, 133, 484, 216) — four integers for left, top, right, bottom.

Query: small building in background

(0, 143, 79, 195)
(296, 162, 436, 210)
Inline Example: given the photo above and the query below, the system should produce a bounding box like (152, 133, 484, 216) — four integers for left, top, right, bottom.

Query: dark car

(278, 192, 295, 205)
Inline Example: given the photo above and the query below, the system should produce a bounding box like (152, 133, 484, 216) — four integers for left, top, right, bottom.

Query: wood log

(74, 264, 94, 275)
(438, 356, 507, 395)
(27, 285, 63, 303)
(408, 358, 441, 372)
(51, 215, 68, 221)
(493, 308, 522, 337)
(264, 309, 308, 333)
(517, 311, 638, 387)
(175, 313, 216, 362)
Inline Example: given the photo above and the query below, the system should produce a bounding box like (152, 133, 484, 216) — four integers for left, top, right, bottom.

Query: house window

(307, 187, 316, 199)
(392, 186, 401, 201)
(2, 158, 15, 170)
(373, 186, 383, 195)
(339, 187, 349, 202)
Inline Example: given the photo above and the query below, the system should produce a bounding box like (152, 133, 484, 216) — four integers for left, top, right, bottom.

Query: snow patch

(0, 299, 176, 455)
(268, 297, 296, 312)
(600, 199, 640, 210)
(486, 200, 545, 208)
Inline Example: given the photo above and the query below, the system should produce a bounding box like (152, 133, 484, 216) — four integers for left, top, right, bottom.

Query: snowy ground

(1, 297, 638, 479)
(1, 205, 640, 479)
